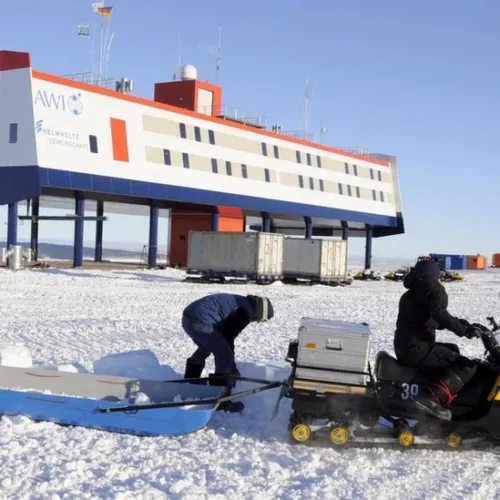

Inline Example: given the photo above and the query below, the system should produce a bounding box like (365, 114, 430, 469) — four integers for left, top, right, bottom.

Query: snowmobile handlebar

(475, 322, 500, 365)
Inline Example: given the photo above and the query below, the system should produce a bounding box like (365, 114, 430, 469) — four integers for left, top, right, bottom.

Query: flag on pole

(92, 1, 104, 13)
(97, 6, 113, 17)
(77, 24, 90, 36)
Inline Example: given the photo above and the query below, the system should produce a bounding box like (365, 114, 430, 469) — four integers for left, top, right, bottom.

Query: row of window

(179, 122, 216, 145)
(161, 147, 387, 202)
(176, 120, 386, 182)
(164, 148, 272, 181)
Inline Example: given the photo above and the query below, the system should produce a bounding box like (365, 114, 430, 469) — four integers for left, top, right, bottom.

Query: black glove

(458, 318, 471, 328)
(465, 325, 482, 339)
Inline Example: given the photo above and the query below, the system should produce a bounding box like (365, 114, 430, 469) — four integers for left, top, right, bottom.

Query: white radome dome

(181, 64, 197, 81)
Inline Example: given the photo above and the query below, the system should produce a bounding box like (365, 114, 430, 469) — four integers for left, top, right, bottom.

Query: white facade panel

(197, 88, 213, 115)
(0, 68, 38, 167)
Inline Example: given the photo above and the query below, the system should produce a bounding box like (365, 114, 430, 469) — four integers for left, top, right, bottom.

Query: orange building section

(493, 254, 500, 268)
(467, 254, 487, 270)
(154, 79, 222, 116)
(169, 207, 244, 268)
(218, 207, 245, 231)
(110, 118, 129, 162)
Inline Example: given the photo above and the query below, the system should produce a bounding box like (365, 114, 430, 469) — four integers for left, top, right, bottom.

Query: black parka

(394, 259, 467, 361)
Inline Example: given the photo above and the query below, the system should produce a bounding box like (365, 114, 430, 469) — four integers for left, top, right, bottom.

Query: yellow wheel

(291, 424, 311, 442)
(330, 426, 349, 446)
(447, 432, 462, 448)
(398, 431, 415, 447)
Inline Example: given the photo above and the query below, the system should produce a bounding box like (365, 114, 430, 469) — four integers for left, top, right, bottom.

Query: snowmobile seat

(375, 351, 420, 382)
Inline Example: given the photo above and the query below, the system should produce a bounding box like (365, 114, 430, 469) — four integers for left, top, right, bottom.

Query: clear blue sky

(1, 0, 499, 260)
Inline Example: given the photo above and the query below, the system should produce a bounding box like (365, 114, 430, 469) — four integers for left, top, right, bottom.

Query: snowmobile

(352, 269, 382, 281)
(284, 316, 500, 450)
(384, 268, 409, 282)
(439, 270, 464, 283)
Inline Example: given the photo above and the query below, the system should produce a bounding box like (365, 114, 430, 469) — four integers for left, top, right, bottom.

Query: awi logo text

(34, 90, 84, 116)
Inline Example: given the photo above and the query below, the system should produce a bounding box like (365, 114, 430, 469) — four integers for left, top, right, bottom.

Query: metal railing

(61, 72, 117, 89)
(195, 104, 267, 128)
(337, 147, 371, 156)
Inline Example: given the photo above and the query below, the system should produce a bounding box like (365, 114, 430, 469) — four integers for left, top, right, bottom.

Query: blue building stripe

(0, 166, 402, 232)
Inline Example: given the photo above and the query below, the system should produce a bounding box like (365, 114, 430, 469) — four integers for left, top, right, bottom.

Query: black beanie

(247, 295, 274, 322)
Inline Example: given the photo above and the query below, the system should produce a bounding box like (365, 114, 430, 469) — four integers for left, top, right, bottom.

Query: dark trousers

(397, 341, 476, 391)
(182, 316, 234, 374)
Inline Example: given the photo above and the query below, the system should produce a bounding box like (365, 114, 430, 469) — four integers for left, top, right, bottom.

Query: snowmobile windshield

(403, 259, 441, 289)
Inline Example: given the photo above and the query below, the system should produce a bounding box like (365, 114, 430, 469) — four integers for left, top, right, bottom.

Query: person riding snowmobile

(393, 258, 481, 420)
(182, 293, 274, 412)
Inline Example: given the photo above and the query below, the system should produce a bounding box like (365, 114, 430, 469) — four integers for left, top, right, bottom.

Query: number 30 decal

(401, 383, 419, 400)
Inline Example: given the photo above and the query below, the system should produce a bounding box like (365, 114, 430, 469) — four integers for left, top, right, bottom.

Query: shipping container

(283, 238, 347, 280)
(187, 231, 284, 278)
(493, 254, 500, 268)
(430, 253, 467, 270)
(467, 254, 487, 270)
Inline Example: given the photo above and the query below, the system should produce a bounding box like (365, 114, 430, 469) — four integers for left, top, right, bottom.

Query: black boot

(414, 385, 453, 420)
(183, 360, 206, 384)
(414, 369, 466, 421)
(208, 372, 245, 413)
(230, 362, 241, 378)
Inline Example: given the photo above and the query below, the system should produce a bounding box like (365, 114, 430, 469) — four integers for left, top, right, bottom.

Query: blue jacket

(183, 293, 255, 332)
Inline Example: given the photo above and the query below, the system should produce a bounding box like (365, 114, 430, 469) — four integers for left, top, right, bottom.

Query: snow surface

(1, 265, 500, 499)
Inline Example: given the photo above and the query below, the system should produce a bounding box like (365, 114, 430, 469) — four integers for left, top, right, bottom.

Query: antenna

(320, 124, 326, 143)
(173, 30, 182, 80)
(199, 26, 222, 84)
(303, 79, 316, 140)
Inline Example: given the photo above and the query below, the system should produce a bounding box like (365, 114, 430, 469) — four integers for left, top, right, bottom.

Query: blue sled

(0, 388, 217, 437)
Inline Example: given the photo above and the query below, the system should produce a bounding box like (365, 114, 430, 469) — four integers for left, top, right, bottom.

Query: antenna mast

(199, 26, 222, 84)
(303, 79, 316, 140)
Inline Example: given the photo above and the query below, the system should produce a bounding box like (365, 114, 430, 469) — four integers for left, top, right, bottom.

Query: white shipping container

(283, 238, 347, 279)
(187, 231, 284, 276)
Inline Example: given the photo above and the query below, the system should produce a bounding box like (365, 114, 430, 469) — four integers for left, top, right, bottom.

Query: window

(273, 145, 279, 159)
(319, 179, 324, 192)
(309, 177, 314, 190)
(89, 135, 98, 153)
(380, 191, 385, 202)
(338, 183, 343, 195)
(316, 156, 322, 168)
(211, 158, 218, 173)
(347, 185, 352, 196)
(372, 189, 377, 201)
(353, 164, 358, 176)
(306, 153, 311, 166)
(356, 186, 360, 198)
(208, 130, 215, 145)
(296, 151, 301, 163)
(163, 149, 171, 165)
(261, 143, 268, 156)
(226, 161, 232, 176)
(9, 123, 18, 144)
(344, 162, 349, 174)
(241, 164, 248, 178)
(182, 152, 190, 168)
(179, 123, 187, 139)
(194, 126, 201, 142)
(265, 168, 270, 182)
(370, 168, 374, 180)
(378, 170, 382, 182)
(299, 175, 304, 188)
